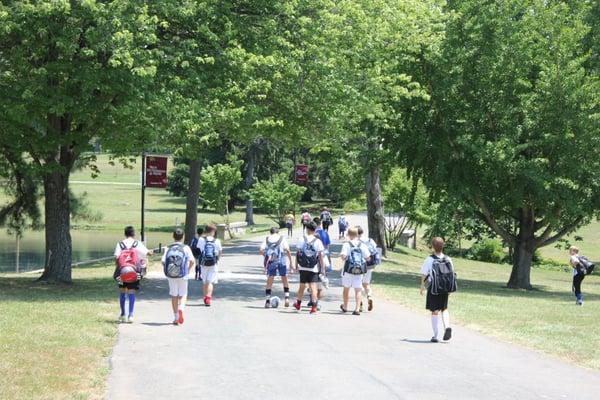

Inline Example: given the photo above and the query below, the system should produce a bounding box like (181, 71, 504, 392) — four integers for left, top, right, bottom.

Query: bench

(216, 221, 248, 240)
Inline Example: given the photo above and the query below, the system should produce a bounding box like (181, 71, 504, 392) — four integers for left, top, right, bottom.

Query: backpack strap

(132, 241, 138, 249)
(119, 241, 127, 250)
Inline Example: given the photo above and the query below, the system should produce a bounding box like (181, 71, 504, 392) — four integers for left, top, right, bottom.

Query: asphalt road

(107, 219, 600, 400)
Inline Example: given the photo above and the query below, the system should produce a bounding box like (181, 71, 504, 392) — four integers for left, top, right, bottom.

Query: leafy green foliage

(200, 161, 243, 217)
(469, 239, 506, 264)
(249, 173, 306, 223)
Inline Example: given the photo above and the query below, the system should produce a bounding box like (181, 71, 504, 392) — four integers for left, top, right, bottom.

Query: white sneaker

(119, 315, 127, 323)
(127, 315, 134, 324)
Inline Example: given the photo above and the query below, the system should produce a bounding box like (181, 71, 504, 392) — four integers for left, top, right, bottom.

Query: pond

(0, 230, 175, 273)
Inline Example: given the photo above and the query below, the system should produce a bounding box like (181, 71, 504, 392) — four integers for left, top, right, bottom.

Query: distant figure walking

(320, 207, 333, 232)
(420, 237, 456, 343)
(284, 211, 295, 237)
(196, 224, 223, 306)
(569, 246, 595, 306)
(301, 209, 312, 233)
(113, 226, 150, 323)
(338, 212, 349, 239)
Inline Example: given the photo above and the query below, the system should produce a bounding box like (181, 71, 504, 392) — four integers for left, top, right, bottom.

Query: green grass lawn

(375, 247, 600, 370)
(0, 264, 119, 400)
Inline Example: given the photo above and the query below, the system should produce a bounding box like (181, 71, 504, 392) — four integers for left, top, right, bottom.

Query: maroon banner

(145, 156, 168, 188)
(294, 164, 309, 185)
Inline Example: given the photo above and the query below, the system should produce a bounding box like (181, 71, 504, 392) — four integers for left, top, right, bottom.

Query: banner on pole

(145, 156, 168, 188)
(294, 164, 309, 185)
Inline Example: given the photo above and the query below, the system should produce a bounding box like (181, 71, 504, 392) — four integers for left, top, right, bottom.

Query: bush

(469, 238, 505, 264)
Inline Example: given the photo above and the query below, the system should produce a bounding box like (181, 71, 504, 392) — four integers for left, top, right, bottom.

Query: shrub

(469, 238, 505, 264)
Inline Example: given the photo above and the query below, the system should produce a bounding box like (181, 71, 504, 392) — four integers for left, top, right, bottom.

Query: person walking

(338, 212, 349, 239)
(190, 226, 204, 281)
(162, 228, 195, 325)
(284, 211, 295, 237)
(320, 207, 333, 232)
(357, 226, 381, 312)
(420, 237, 455, 342)
(196, 224, 223, 306)
(113, 226, 151, 323)
(293, 221, 325, 314)
(260, 227, 294, 308)
(339, 227, 370, 315)
(300, 209, 312, 233)
(569, 246, 595, 306)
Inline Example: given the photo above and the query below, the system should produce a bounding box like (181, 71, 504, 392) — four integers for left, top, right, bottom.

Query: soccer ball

(270, 296, 281, 308)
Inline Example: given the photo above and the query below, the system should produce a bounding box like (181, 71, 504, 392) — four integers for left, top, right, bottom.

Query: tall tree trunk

(184, 159, 201, 245)
(507, 207, 535, 289)
(366, 165, 386, 256)
(244, 148, 256, 225)
(39, 167, 72, 283)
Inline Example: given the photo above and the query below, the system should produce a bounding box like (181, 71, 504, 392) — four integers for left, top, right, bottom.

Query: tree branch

(537, 217, 584, 248)
(474, 197, 516, 245)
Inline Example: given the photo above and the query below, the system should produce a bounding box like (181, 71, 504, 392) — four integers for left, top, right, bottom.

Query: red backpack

(117, 241, 140, 283)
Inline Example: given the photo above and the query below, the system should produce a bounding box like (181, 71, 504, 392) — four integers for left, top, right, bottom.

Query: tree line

(0, 0, 598, 290)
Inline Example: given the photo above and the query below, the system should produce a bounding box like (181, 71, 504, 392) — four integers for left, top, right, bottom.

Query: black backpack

(297, 236, 319, 270)
(429, 255, 457, 295)
(577, 256, 595, 275)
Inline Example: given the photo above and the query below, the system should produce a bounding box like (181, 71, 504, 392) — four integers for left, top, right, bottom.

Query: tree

(200, 161, 243, 223)
(394, 0, 600, 289)
(0, 2, 159, 282)
(249, 173, 306, 224)
(383, 169, 431, 250)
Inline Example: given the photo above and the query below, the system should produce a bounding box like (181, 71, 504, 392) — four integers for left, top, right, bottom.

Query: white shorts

(342, 273, 363, 289)
(168, 278, 188, 297)
(201, 265, 218, 284)
(362, 270, 373, 284)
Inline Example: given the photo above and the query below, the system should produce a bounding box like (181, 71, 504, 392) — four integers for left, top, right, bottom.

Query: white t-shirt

(161, 242, 196, 279)
(571, 254, 581, 276)
(420, 253, 453, 282)
(340, 239, 371, 260)
(196, 236, 223, 265)
(296, 234, 325, 272)
(114, 237, 150, 262)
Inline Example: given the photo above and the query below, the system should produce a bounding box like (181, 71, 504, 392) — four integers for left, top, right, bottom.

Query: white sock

(367, 288, 372, 298)
(431, 315, 439, 338)
(174, 313, 178, 320)
(441, 310, 450, 329)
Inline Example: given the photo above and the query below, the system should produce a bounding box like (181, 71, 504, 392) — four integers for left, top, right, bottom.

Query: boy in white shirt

(569, 246, 586, 306)
(339, 227, 371, 315)
(420, 237, 453, 342)
(259, 227, 293, 308)
(196, 224, 223, 306)
(357, 226, 379, 312)
(162, 228, 195, 325)
(293, 221, 325, 314)
(113, 226, 151, 323)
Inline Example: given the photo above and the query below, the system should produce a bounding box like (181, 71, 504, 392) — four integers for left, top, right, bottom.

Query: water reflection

(0, 230, 174, 272)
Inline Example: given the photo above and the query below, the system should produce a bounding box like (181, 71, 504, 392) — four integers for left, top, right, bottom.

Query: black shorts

(118, 280, 140, 291)
(426, 289, 448, 311)
(299, 270, 320, 284)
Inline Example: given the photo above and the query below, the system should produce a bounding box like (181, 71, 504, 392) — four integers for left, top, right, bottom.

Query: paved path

(107, 218, 600, 400)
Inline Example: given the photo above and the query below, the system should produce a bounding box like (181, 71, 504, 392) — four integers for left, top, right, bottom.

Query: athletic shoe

(352, 310, 360, 316)
(317, 304, 321, 311)
(293, 300, 301, 311)
(430, 337, 439, 343)
(127, 315, 134, 324)
(119, 315, 127, 323)
(359, 302, 363, 313)
(340, 304, 348, 313)
(178, 310, 184, 325)
(173, 319, 179, 326)
(264, 299, 271, 309)
(204, 296, 212, 307)
(368, 297, 374, 311)
(443, 327, 452, 341)
(310, 306, 317, 314)
(284, 297, 290, 308)
(307, 300, 314, 307)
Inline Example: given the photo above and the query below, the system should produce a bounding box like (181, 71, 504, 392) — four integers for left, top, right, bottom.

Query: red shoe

(178, 310, 184, 324)
(205, 296, 212, 307)
(310, 306, 317, 314)
(293, 300, 301, 311)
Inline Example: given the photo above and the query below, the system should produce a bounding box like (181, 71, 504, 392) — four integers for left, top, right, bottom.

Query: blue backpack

(201, 238, 218, 266)
(362, 238, 381, 269)
(297, 236, 319, 270)
(164, 243, 189, 278)
(344, 242, 367, 275)
(265, 236, 284, 267)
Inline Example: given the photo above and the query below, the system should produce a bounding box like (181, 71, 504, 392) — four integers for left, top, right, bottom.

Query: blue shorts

(267, 262, 287, 277)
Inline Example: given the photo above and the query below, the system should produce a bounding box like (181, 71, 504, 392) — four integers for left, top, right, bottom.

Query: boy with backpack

(357, 226, 381, 312)
(301, 210, 312, 233)
(284, 211, 295, 237)
(420, 237, 456, 342)
(339, 227, 371, 315)
(293, 221, 325, 314)
(162, 228, 196, 325)
(569, 246, 595, 306)
(259, 227, 293, 308)
(196, 224, 223, 306)
(113, 226, 151, 323)
(190, 226, 204, 280)
(338, 212, 349, 239)
(320, 207, 333, 231)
